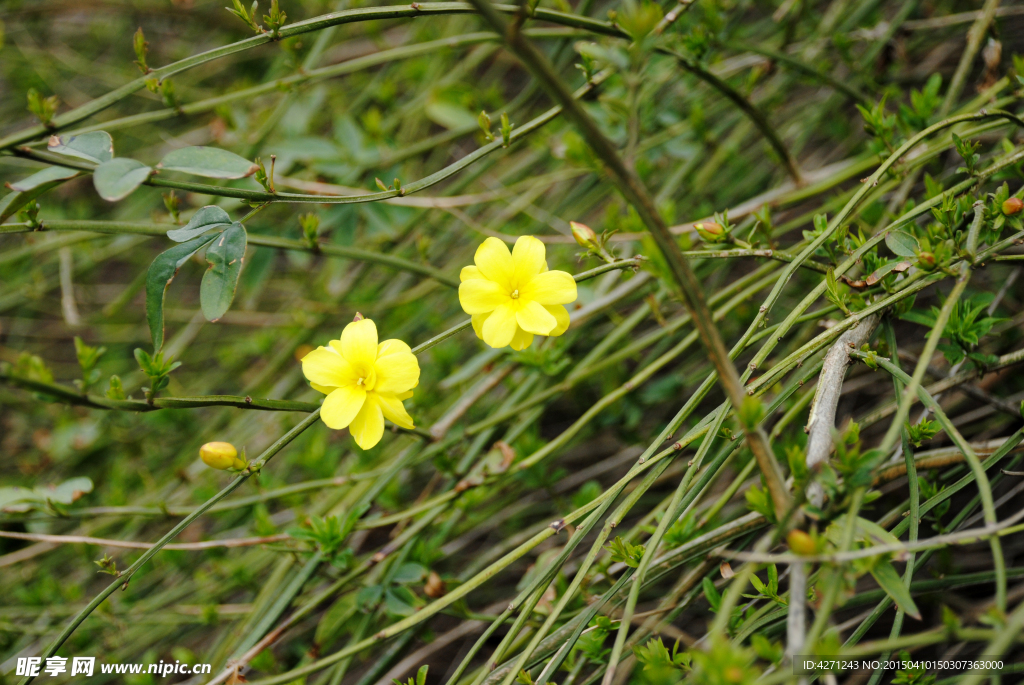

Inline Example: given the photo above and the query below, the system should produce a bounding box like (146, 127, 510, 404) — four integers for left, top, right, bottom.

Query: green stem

(465, 0, 790, 518)
(851, 348, 1006, 610)
(23, 409, 323, 684)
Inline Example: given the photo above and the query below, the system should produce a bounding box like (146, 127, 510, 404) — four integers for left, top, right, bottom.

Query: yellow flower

(458, 236, 577, 351)
(301, 317, 419, 449)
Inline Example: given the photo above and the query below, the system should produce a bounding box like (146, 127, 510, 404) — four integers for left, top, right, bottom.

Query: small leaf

(864, 261, 912, 286)
(200, 223, 247, 322)
(146, 234, 219, 350)
(47, 131, 114, 164)
(424, 97, 477, 130)
(93, 158, 152, 201)
(391, 562, 428, 584)
(9, 166, 80, 192)
(167, 205, 233, 242)
(384, 586, 419, 617)
(46, 477, 94, 505)
(885, 229, 920, 257)
(1, 171, 80, 223)
(158, 146, 258, 179)
(870, 559, 921, 620)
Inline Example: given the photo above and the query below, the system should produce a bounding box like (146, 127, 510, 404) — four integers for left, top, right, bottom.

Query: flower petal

(474, 237, 514, 289)
(302, 346, 358, 388)
(516, 299, 558, 335)
(374, 349, 420, 394)
(378, 393, 415, 429)
(459, 278, 508, 314)
(512, 235, 546, 286)
(543, 305, 571, 337)
(510, 326, 534, 351)
(310, 382, 337, 395)
(339, 318, 378, 369)
(377, 338, 412, 358)
(321, 385, 367, 430)
(349, 395, 385, 449)
(460, 265, 484, 282)
(481, 303, 518, 348)
(521, 269, 577, 305)
(471, 312, 490, 340)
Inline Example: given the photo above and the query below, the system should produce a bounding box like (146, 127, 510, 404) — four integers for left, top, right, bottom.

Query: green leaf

(158, 146, 258, 179)
(200, 222, 247, 322)
(702, 576, 721, 611)
(93, 157, 152, 201)
(1, 171, 80, 223)
(865, 260, 912, 286)
(0, 476, 93, 513)
(167, 205, 232, 242)
(9, 165, 80, 192)
(314, 595, 356, 646)
(384, 586, 419, 617)
(47, 131, 114, 163)
(885, 229, 920, 257)
(146, 233, 219, 350)
(391, 562, 427, 584)
(869, 558, 921, 620)
(424, 98, 477, 131)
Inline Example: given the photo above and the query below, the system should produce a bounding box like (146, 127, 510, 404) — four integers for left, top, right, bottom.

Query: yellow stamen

(511, 289, 519, 299)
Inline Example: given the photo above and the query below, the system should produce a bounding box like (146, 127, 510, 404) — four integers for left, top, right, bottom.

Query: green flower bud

(787, 529, 817, 555)
(915, 251, 936, 271)
(1002, 197, 1023, 216)
(200, 442, 245, 470)
(695, 221, 727, 243)
(570, 221, 598, 249)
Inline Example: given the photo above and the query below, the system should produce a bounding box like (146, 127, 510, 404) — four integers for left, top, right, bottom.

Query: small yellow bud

(787, 529, 817, 555)
(1003, 197, 1023, 216)
(570, 221, 598, 249)
(200, 442, 245, 470)
(695, 221, 727, 243)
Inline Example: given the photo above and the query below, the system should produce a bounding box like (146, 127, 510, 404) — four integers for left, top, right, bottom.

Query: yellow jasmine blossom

(459, 236, 577, 351)
(301, 317, 419, 449)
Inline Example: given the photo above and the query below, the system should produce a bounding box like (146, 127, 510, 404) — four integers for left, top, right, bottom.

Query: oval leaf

(869, 558, 921, 620)
(1, 172, 80, 223)
(884, 229, 920, 257)
(200, 222, 247, 322)
(48, 131, 114, 164)
(864, 260, 912, 286)
(94, 158, 152, 202)
(167, 205, 233, 242)
(146, 233, 220, 350)
(9, 166, 80, 192)
(158, 146, 257, 179)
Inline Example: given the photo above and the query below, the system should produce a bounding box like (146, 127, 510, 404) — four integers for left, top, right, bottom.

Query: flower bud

(787, 529, 817, 555)
(353, 312, 364, 322)
(200, 442, 245, 470)
(570, 221, 598, 249)
(424, 571, 446, 598)
(915, 251, 936, 271)
(695, 221, 727, 243)
(1003, 197, 1023, 216)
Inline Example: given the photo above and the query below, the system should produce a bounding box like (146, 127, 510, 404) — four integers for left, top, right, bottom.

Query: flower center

(354, 367, 376, 391)
(511, 289, 520, 299)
